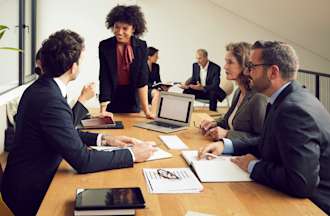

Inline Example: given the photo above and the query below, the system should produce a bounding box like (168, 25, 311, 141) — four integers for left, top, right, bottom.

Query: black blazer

(98, 36, 148, 103)
(2, 77, 133, 216)
(189, 61, 221, 92)
(217, 88, 267, 140)
(232, 81, 330, 214)
(148, 63, 161, 89)
(72, 101, 89, 127)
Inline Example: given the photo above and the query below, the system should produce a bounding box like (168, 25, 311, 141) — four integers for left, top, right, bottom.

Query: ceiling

(209, 0, 330, 63)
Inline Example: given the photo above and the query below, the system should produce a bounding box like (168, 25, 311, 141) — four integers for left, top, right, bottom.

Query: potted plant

(0, 25, 22, 51)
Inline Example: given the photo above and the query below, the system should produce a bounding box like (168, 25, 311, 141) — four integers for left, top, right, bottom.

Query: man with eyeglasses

(199, 41, 330, 214)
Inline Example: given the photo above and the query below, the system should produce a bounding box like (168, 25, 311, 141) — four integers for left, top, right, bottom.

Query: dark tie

(264, 103, 272, 120)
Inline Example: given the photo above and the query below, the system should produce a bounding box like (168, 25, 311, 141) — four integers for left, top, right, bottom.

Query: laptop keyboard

(148, 121, 182, 129)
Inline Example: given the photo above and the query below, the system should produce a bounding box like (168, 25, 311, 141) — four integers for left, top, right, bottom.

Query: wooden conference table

(37, 113, 326, 216)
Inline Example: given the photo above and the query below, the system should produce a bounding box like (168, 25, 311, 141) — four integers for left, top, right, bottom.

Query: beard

(252, 71, 271, 94)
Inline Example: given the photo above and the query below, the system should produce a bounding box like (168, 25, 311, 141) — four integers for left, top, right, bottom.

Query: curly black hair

(105, 5, 147, 37)
(40, 29, 84, 77)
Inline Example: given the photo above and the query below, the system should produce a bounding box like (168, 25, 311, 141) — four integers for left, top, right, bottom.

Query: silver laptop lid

(155, 92, 195, 126)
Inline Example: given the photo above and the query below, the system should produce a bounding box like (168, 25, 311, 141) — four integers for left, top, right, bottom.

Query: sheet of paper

(91, 146, 171, 161)
(185, 211, 216, 216)
(159, 135, 188, 149)
(181, 150, 252, 182)
(143, 168, 203, 193)
(147, 148, 172, 161)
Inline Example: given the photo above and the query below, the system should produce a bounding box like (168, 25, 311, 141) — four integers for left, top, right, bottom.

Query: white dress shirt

(199, 61, 209, 86)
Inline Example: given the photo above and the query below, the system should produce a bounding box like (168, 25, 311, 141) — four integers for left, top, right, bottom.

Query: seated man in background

(179, 49, 226, 111)
(2, 30, 155, 216)
(199, 41, 330, 214)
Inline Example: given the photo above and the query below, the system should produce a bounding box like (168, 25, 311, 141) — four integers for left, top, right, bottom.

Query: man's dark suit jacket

(72, 101, 89, 127)
(232, 81, 330, 214)
(147, 63, 161, 89)
(2, 77, 133, 216)
(98, 36, 148, 112)
(188, 61, 221, 93)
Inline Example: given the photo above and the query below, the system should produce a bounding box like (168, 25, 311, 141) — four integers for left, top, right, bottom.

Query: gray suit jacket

(232, 81, 330, 214)
(217, 88, 267, 140)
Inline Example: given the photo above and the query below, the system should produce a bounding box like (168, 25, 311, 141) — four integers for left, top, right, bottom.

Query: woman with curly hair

(98, 5, 154, 118)
(200, 42, 268, 140)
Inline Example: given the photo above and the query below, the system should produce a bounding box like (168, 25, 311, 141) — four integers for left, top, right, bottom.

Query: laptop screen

(157, 94, 192, 123)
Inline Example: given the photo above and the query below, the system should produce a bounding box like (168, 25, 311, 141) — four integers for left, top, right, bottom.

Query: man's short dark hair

(252, 40, 299, 80)
(148, 47, 158, 57)
(40, 29, 84, 78)
(106, 5, 147, 37)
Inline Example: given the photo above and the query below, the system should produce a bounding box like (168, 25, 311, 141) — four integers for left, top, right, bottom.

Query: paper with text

(143, 168, 203, 193)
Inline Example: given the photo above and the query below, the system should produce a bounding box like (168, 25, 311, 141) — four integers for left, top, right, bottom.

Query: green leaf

(0, 30, 6, 40)
(0, 25, 9, 31)
(0, 47, 23, 52)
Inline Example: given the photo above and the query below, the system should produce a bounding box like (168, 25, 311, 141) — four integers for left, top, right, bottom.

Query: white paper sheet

(143, 168, 203, 193)
(159, 135, 188, 149)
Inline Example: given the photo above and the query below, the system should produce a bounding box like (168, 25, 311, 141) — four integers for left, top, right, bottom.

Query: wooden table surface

(37, 113, 326, 216)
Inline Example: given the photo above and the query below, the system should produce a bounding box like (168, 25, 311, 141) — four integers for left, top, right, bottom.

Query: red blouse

(116, 43, 134, 85)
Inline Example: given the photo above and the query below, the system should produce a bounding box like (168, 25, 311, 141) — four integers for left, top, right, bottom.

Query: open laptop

(134, 92, 194, 133)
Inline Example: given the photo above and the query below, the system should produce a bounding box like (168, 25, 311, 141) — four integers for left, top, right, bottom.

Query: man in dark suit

(1, 30, 155, 216)
(199, 41, 330, 214)
(36, 48, 104, 126)
(180, 49, 226, 111)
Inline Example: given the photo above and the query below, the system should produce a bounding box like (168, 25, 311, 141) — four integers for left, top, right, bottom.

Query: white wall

(37, 0, 122, 103)
(140, 0, 330, 79)
(36, 0, 330, 101)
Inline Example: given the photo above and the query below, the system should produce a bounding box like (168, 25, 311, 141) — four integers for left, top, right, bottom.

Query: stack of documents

(181, 150, 252, 182)
(91, 146, 172, 161)
(143, 168, 203, 193)
(159, 135, 188, 149)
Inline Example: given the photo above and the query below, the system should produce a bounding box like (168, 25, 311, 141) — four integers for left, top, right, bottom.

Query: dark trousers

(107, 85, 140, 113)
(183, 87, 226, 111)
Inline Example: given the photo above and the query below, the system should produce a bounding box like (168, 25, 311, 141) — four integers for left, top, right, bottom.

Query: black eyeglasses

(157, 169, 180, 180)
(247, 62, 273, 71)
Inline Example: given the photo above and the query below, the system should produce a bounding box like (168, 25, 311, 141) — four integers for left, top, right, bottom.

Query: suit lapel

(195, 65, 201, 83)
(105, 37, 117, 85)
(130, 37, 138, 84)
(205, 62, 214, 84)
(233, 90, 254, 119)
(258, 81, 295, 152)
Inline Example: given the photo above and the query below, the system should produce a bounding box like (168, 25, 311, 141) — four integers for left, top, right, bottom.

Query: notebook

(74, 187, 145, 216)
(152, 82, 173, 89)
(80, 116, 116, 129)
(181, 150, 252, 182)
(134, 92, 194, 133)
